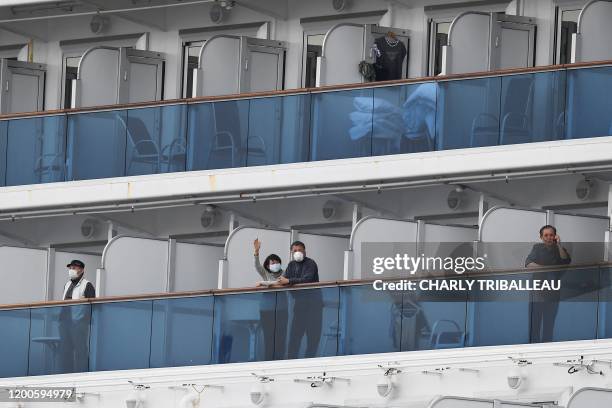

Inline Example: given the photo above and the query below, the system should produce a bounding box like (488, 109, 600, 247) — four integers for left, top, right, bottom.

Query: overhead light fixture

(250, 373, 274, 406)
(90, 13, 110, 34)
(376, 365, 402, 398)
(575, 178, 596, 201)
(126, 382, 149, 408)
(507, 367, 524, 390)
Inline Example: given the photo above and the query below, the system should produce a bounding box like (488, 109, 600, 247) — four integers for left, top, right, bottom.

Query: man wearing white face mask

(277, 241, 319, 286)
(63, 260, 96, 300)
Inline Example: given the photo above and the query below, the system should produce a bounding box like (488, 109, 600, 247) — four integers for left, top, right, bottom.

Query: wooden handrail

(1, 59, 611, 121)
(0, 261, 609, 310)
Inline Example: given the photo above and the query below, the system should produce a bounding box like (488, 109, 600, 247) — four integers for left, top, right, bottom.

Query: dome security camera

(376, 377, 393, 398)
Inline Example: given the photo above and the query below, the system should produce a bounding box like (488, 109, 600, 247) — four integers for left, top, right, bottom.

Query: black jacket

(282, 257, 319, 285)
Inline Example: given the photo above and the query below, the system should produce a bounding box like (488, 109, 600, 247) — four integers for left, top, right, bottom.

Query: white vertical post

(343, 250, 353, 280)
(218, 259, 228, 289)
(166, 239, 177, 292)
(46, 247, 56, 301)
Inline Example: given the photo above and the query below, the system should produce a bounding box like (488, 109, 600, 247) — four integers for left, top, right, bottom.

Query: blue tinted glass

(0, 308, 30, 378)
(247, 94, 310, 166)
(212, 291, 277, 363)
(531, 268, 598, 343)
(66, 110, 127, 180)
(598, 266, 612, 339)
(126, 105, 187, 176)
(566, 66, 612, 139)
(436, 77, 501, 149)
(187, 100, 249, 170)
(338, 285, 402, 355)
(499, 71, 566, 145)
(372, 83, 437, 155)
(403, 284, 467, 351)
(276, 287, 339, 360)
(29, 304, 91, 375)
(5, 115, 66, 186)
(150, 296, 214, 368)
(466, 274, 531, 347)
(0, 120, 6, 186)
(89, 301, 152, 371)
(310, 88, 373, 160)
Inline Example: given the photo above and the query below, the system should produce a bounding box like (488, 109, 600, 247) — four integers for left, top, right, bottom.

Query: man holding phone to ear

(525, 225, 571, 267)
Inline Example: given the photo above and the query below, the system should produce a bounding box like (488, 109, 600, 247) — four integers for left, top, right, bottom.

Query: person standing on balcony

(59, 260, 95, 373)
(525, 225, 571, 344)
(277, 241, 322, 359)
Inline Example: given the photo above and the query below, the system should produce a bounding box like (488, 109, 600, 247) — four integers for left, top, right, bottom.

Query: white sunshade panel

(102, 237, 168, 296)
(298, 233, 348, 282)
(78, 48, 120, 107)
(552, 213, 609, 264)
(574, 1, 612, 62)
(0, 246, 47, 304)
(8, 72, 41, 114)
(319, 25, 365, 86)
(446, 13, 490, 74)
(498, 26, 531, 70)
(200, 36, 241, 97)
(173, 242, 223, 292)
(128, 61, 159, 104)
(568, 388, 612, 407)
(421, 224, 477, 260)
(226, 227, 290, 288)
(351, 218, 418, 279)
(247, 50, 280, 93)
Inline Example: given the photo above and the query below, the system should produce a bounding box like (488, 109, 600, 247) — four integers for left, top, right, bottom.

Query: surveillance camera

(376, 378, 393, 398)
(250, 384, 266, 406)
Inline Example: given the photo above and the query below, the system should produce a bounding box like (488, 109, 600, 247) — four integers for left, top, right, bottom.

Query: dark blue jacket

(282, 257, 319, 285)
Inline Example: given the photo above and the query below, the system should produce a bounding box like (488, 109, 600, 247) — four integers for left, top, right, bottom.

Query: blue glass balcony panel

(310, 88, 374, 161)
(187, 99, 249, 170)
(402, 283, 468, 351)
(247, 94, 311, 166)
(29, 304, 91, 375)
(150, 296, 214, 368)
(66, 110, 127, 180)
(372, 83, 437, 155)
(0, 120, 6, 186)
(598, 267, 612, 339)
(126, 105, 187, 176)
(89, 301, 152, 371)
(5, 115, 66, 186)
(212, 291, 277, 364)
(436, 77, 501, 149)
(566, 66, 612, 139)
(338, 284, 403, 355)
(499, 71, 566, 145)
(276, 287, 339, 360)
(0, 308, 30, 378)
(466, 274, 531, 347)
(532, 267, 599, 343)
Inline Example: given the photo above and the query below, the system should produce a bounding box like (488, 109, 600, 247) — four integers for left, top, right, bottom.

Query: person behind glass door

(277, 241, 322, 358)
(525, 225, 571, 343)
(253, 238, 287, 359)
(59, 260, 95, 373)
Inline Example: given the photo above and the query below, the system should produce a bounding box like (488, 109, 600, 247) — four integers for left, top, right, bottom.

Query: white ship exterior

(0, 1, 612, 407)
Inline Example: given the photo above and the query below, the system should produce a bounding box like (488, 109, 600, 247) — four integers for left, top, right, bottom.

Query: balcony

(1, 263, 611, 378)
(0, 62, 611, 188)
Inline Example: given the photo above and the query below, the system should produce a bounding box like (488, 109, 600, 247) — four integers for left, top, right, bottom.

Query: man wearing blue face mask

(277, 241, 319, 286)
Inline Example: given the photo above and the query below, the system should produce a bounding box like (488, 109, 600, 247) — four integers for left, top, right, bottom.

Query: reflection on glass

(499, 71, 566, 145)
(0, 120, 7, 186)
(531, 268, 598, 343)
(5, 115, 67, 186)
(150, 296, 214, 368)
(247, 95, 311, 166)
(436, 77, 501, 149)
(212, 291, 277, 363)
(403, 284, 467, 351)
(187, 100, 249, 170)
(89, 301, 152, 371)
(372, 83, 437, 155)
(277, 287, 339, 359)
(598, 267, 612, 339)
(466, 274, 531, 347)
(126, 105, 187, 176)
(29, 304, 91, 375)
(311, 88, 374, 160)
(304, 34, 325, 88)
(66, 110, 127, 180)
(566, 66, 612, 139)
(338, 285, 403, 355)
(0, 309, 30, 378)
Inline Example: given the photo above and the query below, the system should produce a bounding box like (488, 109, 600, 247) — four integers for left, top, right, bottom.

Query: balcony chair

(429, 319, 465, 349)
